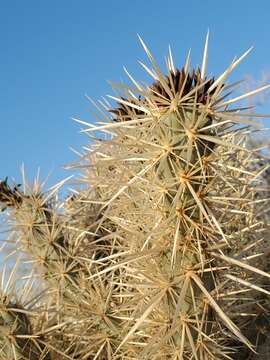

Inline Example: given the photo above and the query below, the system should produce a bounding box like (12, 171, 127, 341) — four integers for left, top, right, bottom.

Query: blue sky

(1, 0, 270, 196)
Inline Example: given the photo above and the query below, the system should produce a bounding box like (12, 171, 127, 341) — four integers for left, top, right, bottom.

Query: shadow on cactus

(1, 34, 270, 359)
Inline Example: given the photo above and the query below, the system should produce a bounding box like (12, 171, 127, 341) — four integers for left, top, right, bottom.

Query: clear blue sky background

(1, 0, 270, 196)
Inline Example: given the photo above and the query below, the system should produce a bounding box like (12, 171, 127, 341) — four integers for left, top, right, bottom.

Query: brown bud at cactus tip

(0, 177, 23, 211)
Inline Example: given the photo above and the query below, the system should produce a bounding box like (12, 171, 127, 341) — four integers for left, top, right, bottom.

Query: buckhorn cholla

(1, 34, 270, 359)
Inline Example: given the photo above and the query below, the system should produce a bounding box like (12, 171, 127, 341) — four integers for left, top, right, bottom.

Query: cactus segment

(74, 36, 270, 358)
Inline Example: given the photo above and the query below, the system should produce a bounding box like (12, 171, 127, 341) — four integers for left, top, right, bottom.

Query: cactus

(1, 34, 270, 359)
